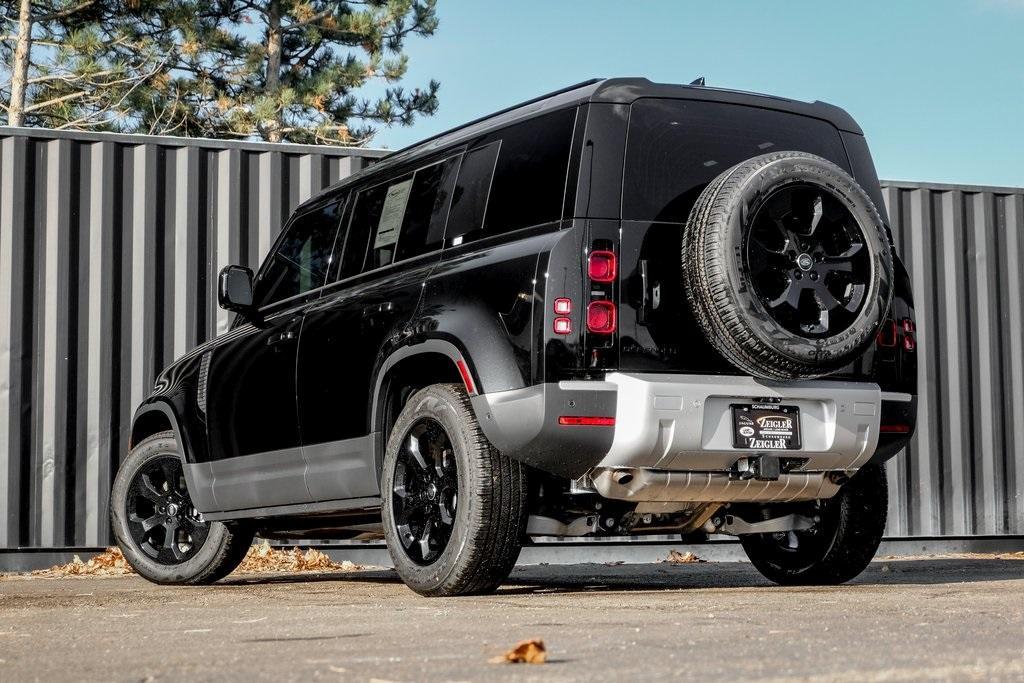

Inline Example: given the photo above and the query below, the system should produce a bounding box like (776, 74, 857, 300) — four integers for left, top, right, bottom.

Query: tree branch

(35, 0, 97, 23)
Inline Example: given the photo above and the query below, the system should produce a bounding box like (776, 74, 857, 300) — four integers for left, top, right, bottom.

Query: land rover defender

(112, 78, 917, 595)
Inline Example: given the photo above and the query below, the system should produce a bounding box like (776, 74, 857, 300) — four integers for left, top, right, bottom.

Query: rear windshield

(623, 99, 851, 223)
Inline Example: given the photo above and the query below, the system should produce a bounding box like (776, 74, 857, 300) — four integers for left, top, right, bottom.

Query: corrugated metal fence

(882, 181, 1023, 537)
(0, 127, 1021, 549)
(0, 128, 383, 549)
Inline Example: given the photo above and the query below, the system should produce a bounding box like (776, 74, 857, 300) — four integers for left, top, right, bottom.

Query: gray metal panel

(883, 182, 1024, 537)
(0, 125, 1022, 548)
(0, 127, 380, 549)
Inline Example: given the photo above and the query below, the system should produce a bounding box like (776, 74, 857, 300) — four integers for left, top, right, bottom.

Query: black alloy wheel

(740, 463, 888, 585)
(391, 418, 459, 565)
(125, 455, 210, 564)
(746, 183, 872, 338)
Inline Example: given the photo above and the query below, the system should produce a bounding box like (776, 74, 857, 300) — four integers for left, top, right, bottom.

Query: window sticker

(374, 178, 413, 249)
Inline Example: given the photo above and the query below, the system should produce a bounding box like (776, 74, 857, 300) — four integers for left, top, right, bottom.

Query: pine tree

(134, 0, 441, 144)
(3, 1, 440, 145)
(1, 1, 167, 130)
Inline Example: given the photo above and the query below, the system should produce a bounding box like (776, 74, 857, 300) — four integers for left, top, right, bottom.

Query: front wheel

(111, 431, 253, 584)
(740, 464, 888, 585)
(381, 384, 528, 596)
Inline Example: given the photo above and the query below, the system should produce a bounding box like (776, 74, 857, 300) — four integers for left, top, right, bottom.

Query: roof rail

(387, 78, 604, 157)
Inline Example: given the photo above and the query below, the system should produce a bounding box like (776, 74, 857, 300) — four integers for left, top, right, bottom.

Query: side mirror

(218, 265, 254, 314)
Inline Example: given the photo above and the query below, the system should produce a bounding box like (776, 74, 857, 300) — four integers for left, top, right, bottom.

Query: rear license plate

(732, 404, 801, 450)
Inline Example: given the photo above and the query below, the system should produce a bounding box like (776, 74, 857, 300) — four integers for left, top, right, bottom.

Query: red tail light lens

(880, 424, 911, 434)
(588, 250, 617, 282)
(876, 319, 897, 347)
(902, 334, 916, 352)
(553, 297, 572, 315)
(558, 416, 615, 426)
(587, 301, 617, 334)
(553, 317, 572, 335)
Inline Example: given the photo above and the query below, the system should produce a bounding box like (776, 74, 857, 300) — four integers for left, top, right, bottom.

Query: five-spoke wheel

(111, 431, 253, 584)
(391, 418, 459, 564)
(125, 455, 209, 564)
(747, 183, 871, 337)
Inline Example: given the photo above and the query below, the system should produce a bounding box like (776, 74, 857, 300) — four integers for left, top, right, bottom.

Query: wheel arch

(130, 401, 185, 455)
(370, 340, 488, 482)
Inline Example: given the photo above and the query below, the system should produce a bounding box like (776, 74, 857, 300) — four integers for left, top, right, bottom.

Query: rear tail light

(553, 297, 572, 315)
(558, 416, 615, 426)
(876, 319, 897, 347)
(588, 250, 617, 282)
(901, 317, 916, 352)
(553, 317, 572, 335)
(586, 301, 617, 334)
(880, 424, 911, 434)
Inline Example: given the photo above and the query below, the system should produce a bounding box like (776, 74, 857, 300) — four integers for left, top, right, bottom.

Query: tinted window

(485, 108, 575, 234)
(366, 173, 415, 270)
(395, 155, 461, 261)
(447, 107, 576, 244)
(253, 200, 343, 307)
(446, 142, 499, 243)
(623, 99, 851, 222)
(339, 182, 389, 278)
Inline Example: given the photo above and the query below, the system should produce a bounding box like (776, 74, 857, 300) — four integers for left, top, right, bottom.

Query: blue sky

(368, 0, 1024, 188)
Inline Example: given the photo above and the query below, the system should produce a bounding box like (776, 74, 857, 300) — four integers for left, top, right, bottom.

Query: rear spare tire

(682, 151, 893, 380)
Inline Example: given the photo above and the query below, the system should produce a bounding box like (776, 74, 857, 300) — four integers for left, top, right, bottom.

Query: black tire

(740, 464, 888, 585)
(111, 431, 253, 585)
(682, 151, 894, 380)
(381, 384, 528, 597)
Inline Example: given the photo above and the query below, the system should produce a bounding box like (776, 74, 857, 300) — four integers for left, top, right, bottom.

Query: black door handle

(267, 330, 296, 346)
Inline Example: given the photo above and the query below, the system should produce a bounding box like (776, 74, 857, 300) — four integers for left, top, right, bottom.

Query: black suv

(112, 78, 916, 595)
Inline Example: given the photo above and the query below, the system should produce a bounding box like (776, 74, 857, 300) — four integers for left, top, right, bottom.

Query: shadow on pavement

(217, 558, 1023, 593)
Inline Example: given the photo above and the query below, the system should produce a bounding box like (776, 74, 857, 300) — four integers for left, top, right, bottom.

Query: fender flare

(370, 339, 477, 436)
(131, 400, 186, 457)
(371, 339, 516, 483)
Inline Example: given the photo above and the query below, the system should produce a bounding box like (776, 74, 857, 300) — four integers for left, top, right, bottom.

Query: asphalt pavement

(2, 555, 1023, 682)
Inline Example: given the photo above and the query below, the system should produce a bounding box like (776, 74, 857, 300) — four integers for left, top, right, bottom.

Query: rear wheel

(111, 431, 253, 584)
(381, 384, 528, 596)
(740, 464, 888, 585)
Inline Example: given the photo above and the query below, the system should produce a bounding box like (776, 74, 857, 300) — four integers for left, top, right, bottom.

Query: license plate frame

(731, 403, 801, 450)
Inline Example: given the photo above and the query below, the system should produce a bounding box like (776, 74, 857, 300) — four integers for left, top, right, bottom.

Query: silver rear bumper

(587, 373, 882, 503)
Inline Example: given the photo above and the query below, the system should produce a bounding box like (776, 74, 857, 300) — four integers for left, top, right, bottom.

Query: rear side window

(446, 142, 499, 243)
(337, 154, 462, 278)
(623, 99, 851, 223)
(447, 107, 576, 244)
(253, 199, 344, 308)
(395, 155, 461, 261)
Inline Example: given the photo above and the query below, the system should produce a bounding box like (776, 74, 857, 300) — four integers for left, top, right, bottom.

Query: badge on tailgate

(732, 404, 801, 450)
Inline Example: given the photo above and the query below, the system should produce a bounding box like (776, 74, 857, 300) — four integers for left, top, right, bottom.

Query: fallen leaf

(26, 542, 364, 578)
(489, 638, 547, 665)
(662, 550, 704, 564)
(31, 548, 133, 577)
(235, 541, 363, 573)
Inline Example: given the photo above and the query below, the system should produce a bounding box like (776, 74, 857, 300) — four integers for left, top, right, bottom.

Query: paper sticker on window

(374, 179, 413, 249)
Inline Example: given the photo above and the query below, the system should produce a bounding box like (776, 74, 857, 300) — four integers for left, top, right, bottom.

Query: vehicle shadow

(218, 558, 1024, 593)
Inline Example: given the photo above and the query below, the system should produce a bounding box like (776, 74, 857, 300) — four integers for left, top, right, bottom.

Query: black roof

(317, 77, 862, 200)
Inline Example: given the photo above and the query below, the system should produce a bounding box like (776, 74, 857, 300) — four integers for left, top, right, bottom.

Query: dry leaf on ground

(236, 541, 361, 573)
(26, 541, 362, 577)
(31, 547, 133, 577)
(489, 638, 547, 665)
(662, 550, 704, 564)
